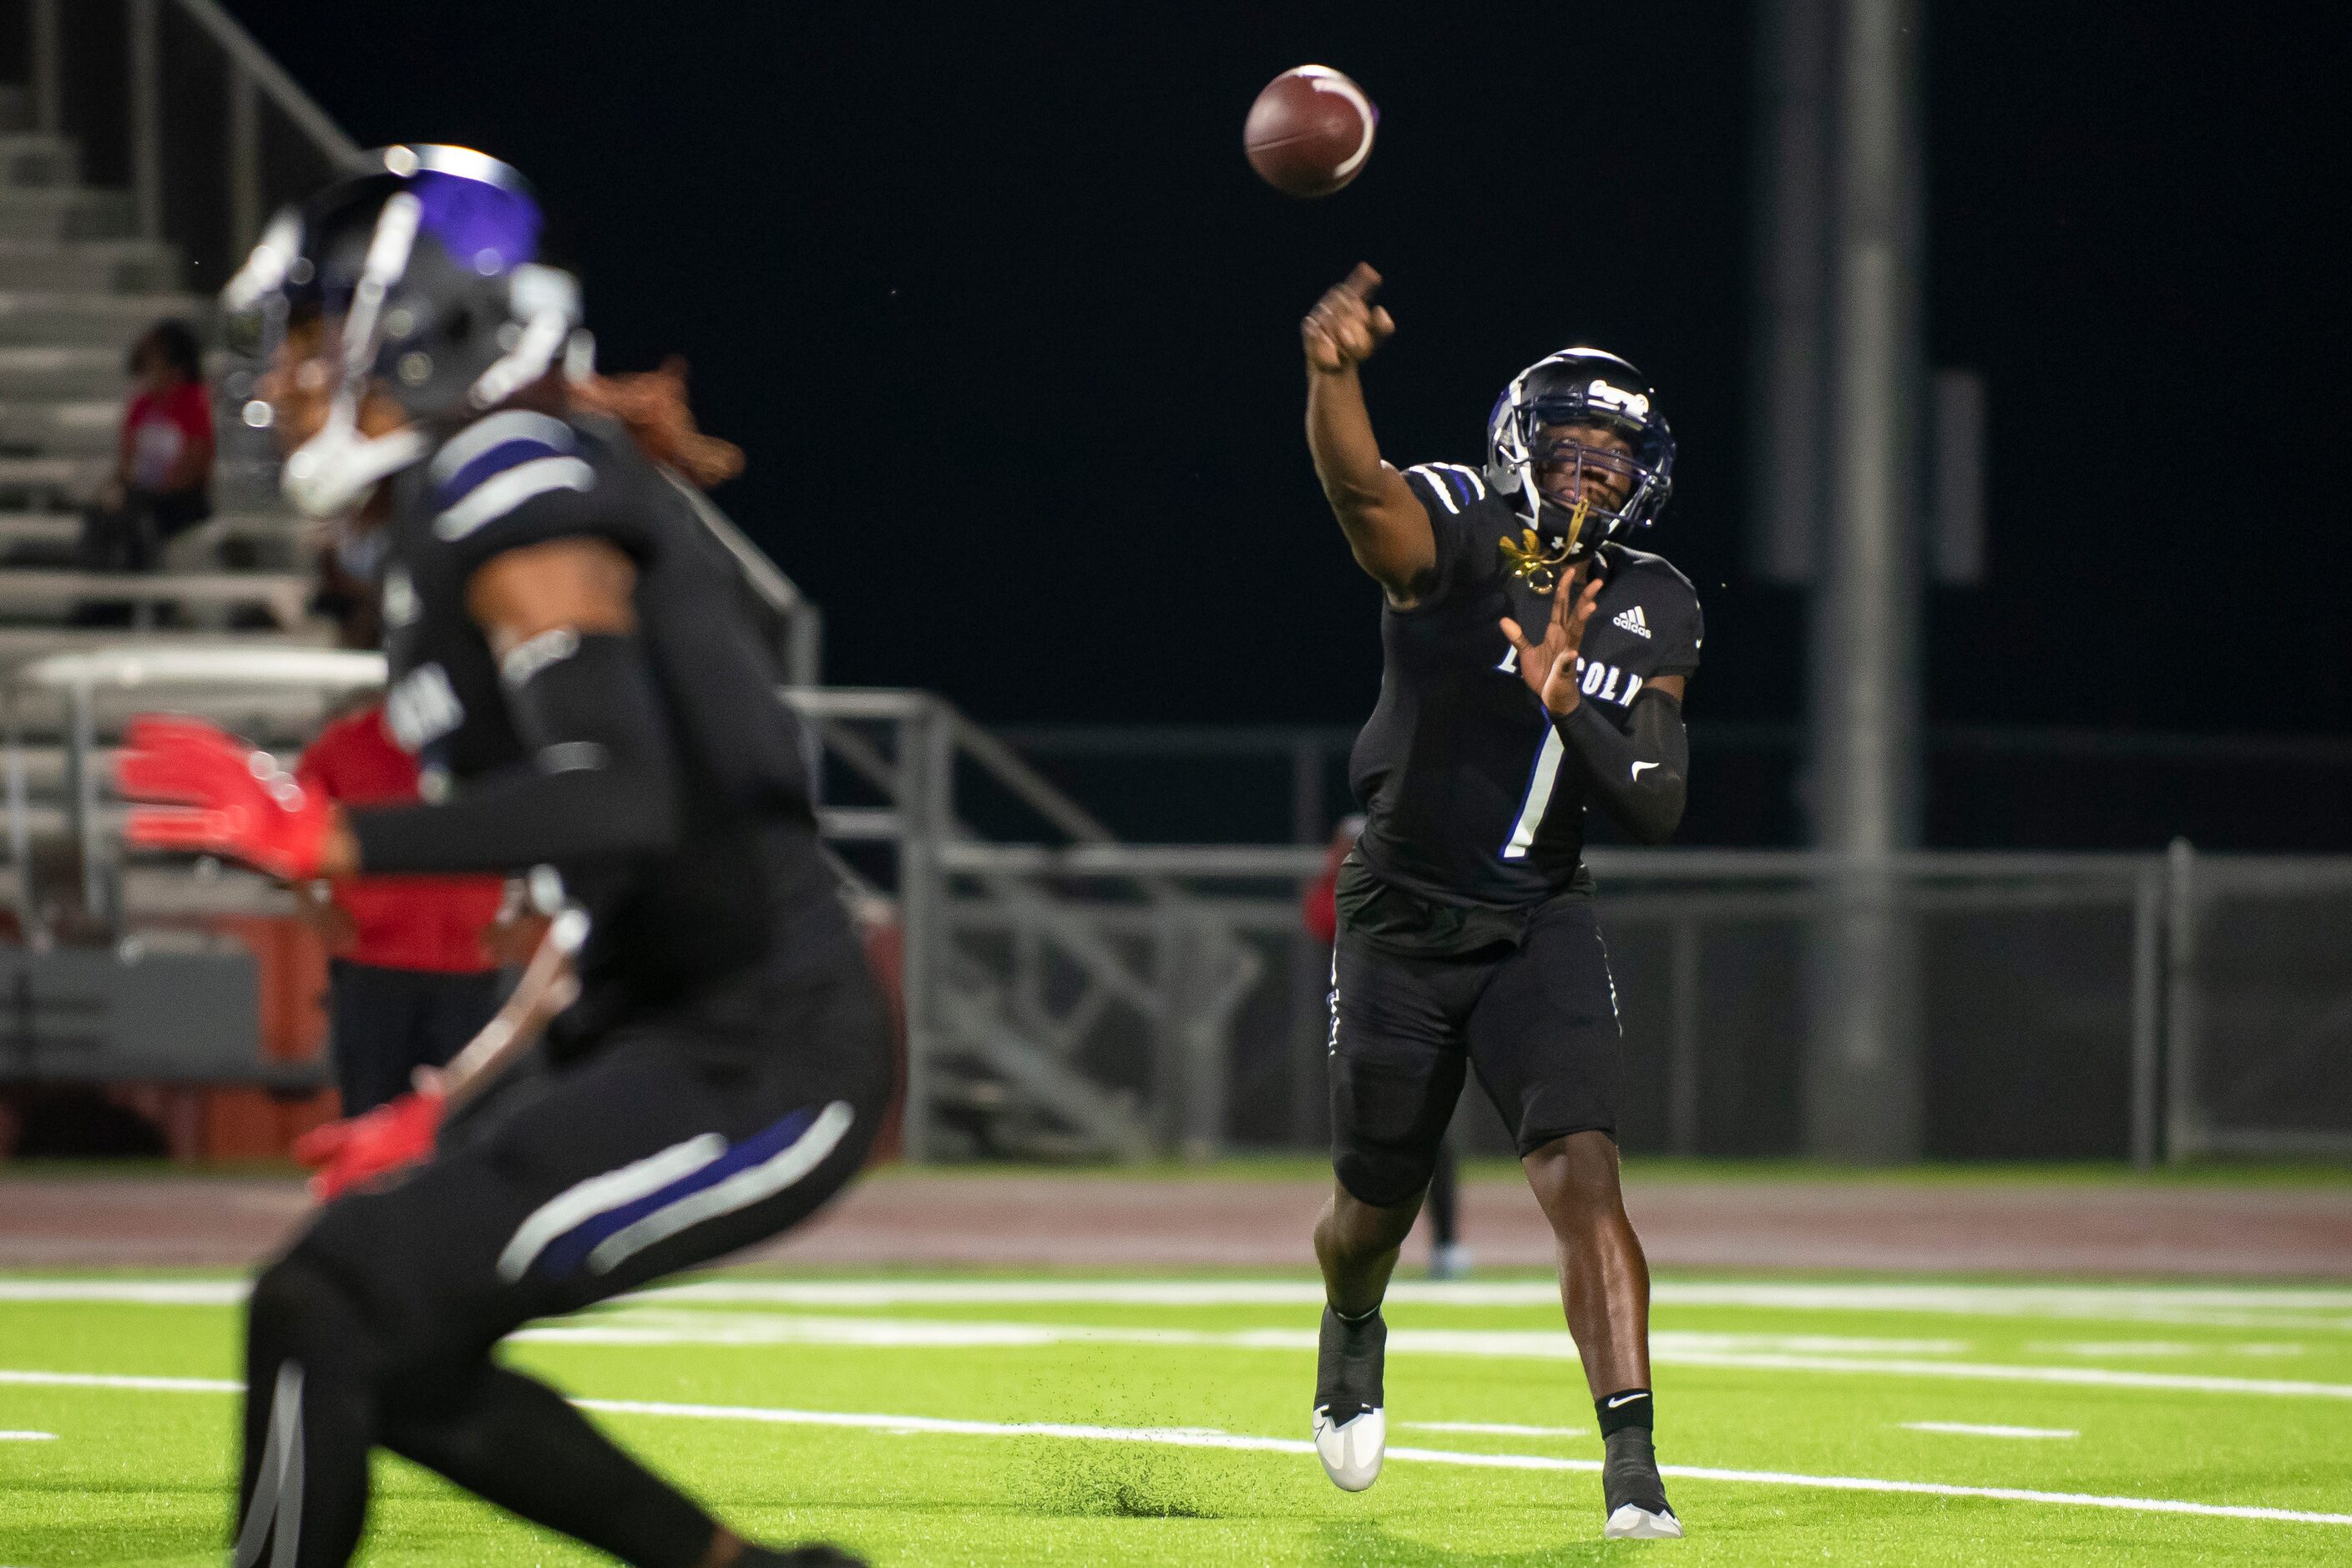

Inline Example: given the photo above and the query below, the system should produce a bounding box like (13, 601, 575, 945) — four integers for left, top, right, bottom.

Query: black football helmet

(220, 144, 584, 518)
(1484, 348, 1675, 556)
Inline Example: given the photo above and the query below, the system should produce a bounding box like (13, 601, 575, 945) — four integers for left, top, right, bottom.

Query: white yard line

(513, 1308, 2352, 1399)
(518, 1310, 1961, 1360)
(1649, 1348, 2352, 1399)
(1901, 1422, 2077, 1439)
(0, 1430, 58, 1440)
(8, 1276, 2351, 1328)
(0, 1368, 239, 1393)
(0, 1281, 248, 1305)
(570, 1397, 2352, 1528)
(5, 1367, 2346, 1529)
(1404, 1421, 1587, 1438)
(648, 1279, 2352, 1317)
(6, 1283, 2349, 1398)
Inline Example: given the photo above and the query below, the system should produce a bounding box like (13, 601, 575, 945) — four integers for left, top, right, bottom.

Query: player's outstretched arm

(119, 539, 683, 880)
(1303, 264, 1436, 605)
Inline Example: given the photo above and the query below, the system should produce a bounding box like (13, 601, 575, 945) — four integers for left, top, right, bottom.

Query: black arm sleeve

(1554, 687, 1689, 846)
(351, 631, 680, 874)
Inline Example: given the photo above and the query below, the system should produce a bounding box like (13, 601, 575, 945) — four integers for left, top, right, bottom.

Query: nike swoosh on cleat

(1630, 762, 1658, 780)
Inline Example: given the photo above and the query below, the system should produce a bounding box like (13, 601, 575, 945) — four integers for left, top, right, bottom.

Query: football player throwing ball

(1300, 263, 1696, 1540)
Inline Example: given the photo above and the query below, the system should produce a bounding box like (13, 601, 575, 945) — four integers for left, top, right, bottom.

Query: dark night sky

(215, 2, 2348, 745)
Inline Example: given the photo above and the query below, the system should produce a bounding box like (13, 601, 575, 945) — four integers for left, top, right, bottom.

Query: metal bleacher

(0, 58, 338, 1097)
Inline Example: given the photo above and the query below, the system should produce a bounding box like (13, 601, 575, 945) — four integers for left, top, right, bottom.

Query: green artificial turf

(4, 1271, 2350, 1565)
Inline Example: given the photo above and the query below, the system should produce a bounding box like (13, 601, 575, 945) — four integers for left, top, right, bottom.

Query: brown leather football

(1244, 65, 1378, 200)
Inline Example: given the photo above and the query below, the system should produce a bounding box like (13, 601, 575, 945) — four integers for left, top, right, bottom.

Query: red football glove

(293, 1090, 445, 1201)
(115, 716, 334, 881)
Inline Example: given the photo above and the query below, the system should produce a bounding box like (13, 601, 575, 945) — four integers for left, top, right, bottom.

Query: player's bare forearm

(1306, 367, 1434, 599)
(438, 909, 586, 1110)
(1301, 263, 1434, 602)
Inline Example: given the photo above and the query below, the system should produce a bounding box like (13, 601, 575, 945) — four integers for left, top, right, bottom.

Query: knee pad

(241, 1251, 397, 1420)
(1329, 1057, 1448, 1210)
(1334, 1142, 1437, 1211)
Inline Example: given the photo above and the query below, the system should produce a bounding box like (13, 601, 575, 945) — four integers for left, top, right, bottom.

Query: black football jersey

(1348, 461, 1703, 908)
(376, 408, 852, 1024)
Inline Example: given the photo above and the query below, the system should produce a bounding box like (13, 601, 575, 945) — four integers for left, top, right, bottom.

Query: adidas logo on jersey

(1611, 605, 1652, 640)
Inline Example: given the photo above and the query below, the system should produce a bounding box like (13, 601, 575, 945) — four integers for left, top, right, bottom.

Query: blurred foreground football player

(117, 148, 883, 1568)
(1298, 265, 1696, 1539)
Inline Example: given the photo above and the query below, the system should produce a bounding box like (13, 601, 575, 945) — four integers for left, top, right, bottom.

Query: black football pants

(232, 954, 892, 1568)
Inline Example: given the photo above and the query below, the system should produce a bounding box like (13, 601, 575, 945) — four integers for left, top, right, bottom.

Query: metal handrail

(165, 0, 363, 165)
(28, 0, 366, 255)
(665, 475, 823, 689)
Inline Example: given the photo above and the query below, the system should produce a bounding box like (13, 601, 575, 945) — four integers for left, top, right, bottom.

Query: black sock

(1596, 1387, 1654, 1438)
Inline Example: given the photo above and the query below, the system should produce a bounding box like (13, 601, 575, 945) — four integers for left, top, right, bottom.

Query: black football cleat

(1312, 1304, 1387, 1491)
(1601, 1427, 1683, 1539)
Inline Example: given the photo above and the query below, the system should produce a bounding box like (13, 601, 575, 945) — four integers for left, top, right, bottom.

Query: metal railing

(3, 645, 386, 933)
(796, 688, 1268, 1163)
(22, 0, 362, 261)
(6, 641, 2348, 1166)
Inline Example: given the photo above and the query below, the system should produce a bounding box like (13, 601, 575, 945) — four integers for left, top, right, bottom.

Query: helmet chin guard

(1485, 347, 1676, 555)
(281, 410, 431, 519)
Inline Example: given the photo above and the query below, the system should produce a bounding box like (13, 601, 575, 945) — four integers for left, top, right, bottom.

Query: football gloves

(293, 1089, 445, 1201)
(115, 716, 336, 881)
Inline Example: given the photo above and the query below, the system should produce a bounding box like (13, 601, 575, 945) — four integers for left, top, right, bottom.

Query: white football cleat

(1313, 1406, 1386, 1492)
(1604, 1502, 1684, 1538)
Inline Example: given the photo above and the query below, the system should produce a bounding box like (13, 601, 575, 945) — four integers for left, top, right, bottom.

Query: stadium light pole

(1771, 0, 1929, 1161)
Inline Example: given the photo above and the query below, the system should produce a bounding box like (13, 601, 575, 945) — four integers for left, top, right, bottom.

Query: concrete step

(0, 289, 212, 347)
(0, 453, 111, 507)
(0, 188, 136, 242)
(0, 397, 119, 456)
(0, 622, 336, 675)
(0, 508, 313, 550)
(0, 346, 124, 399)
(0, 238, 183, 294)
(0, 509, 316, 574)
(0, 134, 78, 190)
(0, 568, 311, 627)
(1, 742, 123, 797)
(0, 345, 237, 399)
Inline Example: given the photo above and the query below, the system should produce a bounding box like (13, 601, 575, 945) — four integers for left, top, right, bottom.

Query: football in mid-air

(1244, 65, 1378, 199)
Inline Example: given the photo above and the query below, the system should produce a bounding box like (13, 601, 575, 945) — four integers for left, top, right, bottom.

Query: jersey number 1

(1500, 723, 1565, 861)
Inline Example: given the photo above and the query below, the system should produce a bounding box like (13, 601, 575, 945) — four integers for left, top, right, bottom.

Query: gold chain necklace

(1498, 498, 1590, 592)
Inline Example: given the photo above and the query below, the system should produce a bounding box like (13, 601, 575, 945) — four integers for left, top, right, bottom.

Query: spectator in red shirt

(80, 320, 215, 573)
(294, 700, 511, 1115)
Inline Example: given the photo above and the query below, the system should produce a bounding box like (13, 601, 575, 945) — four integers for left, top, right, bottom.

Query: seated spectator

(293, 698, 512, 1115)
(79, 320, 215, 573)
